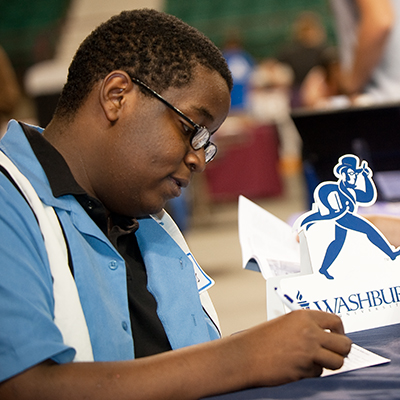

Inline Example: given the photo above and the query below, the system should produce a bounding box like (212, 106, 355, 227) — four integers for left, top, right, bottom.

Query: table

(204, 323, 400, 399)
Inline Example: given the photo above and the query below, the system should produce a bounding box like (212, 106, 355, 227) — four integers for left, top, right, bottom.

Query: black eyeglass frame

(129, 76, 217, 163)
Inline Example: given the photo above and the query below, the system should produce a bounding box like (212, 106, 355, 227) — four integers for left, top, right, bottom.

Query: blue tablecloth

(205, 323, 400, 399)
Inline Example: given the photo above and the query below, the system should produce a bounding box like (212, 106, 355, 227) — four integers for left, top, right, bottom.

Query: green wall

(0, 0, 336, 80)
(165, 0, 336, 60)
(0, 0, 71, 76)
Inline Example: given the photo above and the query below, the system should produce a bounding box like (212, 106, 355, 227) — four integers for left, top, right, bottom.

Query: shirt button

(122, 321, 128, 331)
(109, 260, 118, 270)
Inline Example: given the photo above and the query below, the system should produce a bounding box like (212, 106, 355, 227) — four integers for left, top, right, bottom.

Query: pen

(274, 286, 302, 311)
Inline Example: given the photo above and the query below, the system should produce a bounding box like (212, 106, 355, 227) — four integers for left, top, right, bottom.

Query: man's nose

(184, 147, 206, 173)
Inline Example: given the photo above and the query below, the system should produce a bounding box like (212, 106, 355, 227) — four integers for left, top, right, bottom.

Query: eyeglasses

(129, 76, 217, 163)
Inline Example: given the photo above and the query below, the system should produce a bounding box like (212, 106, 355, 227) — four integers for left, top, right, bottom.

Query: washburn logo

(294, 155, 400, 281)
(295, 286, 400, 315)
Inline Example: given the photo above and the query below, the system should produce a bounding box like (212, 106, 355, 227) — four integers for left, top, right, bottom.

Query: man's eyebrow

(192, 106, 214, 123)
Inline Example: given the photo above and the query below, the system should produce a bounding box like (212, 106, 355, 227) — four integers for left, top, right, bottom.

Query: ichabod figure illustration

(296, 154, 400, 280)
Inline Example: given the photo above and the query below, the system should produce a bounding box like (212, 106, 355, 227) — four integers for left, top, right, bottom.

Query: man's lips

(171, 176, 189, 189)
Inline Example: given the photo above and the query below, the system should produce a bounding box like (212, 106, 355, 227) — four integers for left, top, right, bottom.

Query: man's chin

(138, 204, 165, 218)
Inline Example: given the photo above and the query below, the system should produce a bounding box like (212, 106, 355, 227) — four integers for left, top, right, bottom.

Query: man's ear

(99, 70, 134, 122)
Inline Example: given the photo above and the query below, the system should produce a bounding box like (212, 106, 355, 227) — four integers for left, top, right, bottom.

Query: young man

(0, 9, 351, 399)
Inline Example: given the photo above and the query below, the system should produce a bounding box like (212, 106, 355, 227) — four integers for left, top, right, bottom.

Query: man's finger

(307, 310, 346, 335)
(320, 330, 353, 357)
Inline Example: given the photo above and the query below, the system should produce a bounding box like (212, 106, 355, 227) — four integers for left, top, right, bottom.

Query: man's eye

(182, 123, 195, 136)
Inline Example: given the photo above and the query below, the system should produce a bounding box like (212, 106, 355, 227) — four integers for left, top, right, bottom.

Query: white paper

(321, 343, 390, 377)
(238, 195, 300, 280)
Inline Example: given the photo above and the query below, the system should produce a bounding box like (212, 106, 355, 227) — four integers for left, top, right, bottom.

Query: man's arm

(0, 310, 351, 400)
(355, 167, 375, 203)
(340, 0, 394, 95)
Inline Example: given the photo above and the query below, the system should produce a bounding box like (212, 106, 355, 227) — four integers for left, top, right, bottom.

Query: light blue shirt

(0, 120, 219, 382)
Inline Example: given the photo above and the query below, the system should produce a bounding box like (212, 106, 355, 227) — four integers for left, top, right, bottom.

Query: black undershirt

(20, 122, 172, 358)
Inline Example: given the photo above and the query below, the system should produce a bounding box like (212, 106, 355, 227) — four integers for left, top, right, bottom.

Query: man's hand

(233, 310, 352, 387)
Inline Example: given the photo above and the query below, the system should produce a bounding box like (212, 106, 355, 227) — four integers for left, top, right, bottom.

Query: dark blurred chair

(292, 103, 400, 208)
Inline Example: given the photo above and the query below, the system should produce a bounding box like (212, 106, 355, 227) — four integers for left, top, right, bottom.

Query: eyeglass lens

(204, 142, 217, 163)
(191, 126, 210, 150)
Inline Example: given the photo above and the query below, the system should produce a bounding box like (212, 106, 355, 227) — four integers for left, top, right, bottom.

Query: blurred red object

(205, 124, 282, 202)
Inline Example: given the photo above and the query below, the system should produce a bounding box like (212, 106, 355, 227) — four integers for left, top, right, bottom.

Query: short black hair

(55, 8, 233, 118)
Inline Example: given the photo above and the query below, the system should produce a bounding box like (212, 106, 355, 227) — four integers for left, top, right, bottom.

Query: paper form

(321, 343, 390, 377)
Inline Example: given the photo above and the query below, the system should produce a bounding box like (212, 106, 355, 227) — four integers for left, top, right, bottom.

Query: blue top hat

(334, 155, 363, 176)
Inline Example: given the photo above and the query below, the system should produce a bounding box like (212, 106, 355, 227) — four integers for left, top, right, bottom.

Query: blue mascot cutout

(297, 155, 400, 280)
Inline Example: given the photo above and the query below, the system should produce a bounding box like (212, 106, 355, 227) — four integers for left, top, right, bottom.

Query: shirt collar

(19, 122, 138, 235)
(20, 122, 86, 198)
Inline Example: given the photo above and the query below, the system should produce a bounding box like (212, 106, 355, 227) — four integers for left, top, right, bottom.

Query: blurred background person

(299, 46, 342, 109)
(330, 0, 400, 104)
(222, 31, 255, 114)
(278, 11, 328, 109)
(247, 58, 302, 174)
(248, 58, 294, 124)
(0, 45, 21, 133)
